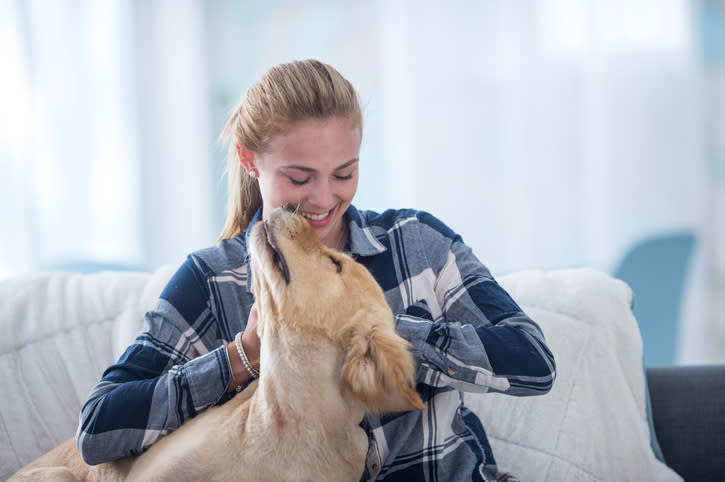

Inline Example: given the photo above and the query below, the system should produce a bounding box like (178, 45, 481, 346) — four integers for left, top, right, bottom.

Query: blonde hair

(218, 59, 363, 240)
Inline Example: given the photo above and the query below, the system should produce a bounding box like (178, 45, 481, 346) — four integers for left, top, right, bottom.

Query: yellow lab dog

(11, 208, 424, 481)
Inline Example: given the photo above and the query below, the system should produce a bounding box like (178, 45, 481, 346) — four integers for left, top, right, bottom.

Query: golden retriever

(11, 207, 424, 481)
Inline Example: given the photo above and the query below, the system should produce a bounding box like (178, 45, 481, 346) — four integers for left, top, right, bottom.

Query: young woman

(77, 59, 556, 481)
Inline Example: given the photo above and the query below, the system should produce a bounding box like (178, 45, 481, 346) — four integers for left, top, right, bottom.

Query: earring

(248, 169, 258, 178)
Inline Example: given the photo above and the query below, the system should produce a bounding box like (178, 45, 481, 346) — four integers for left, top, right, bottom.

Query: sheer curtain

(373, 0, 704, 274)
(0, 0, 216, 276)
(1, 0, 143, 273)
(1, 0, 721, 363)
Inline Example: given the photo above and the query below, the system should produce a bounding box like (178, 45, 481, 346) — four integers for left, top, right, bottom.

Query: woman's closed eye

(289, 173, 353, 185)
(289, 176, 311, 186)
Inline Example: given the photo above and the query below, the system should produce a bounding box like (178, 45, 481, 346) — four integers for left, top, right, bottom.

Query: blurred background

(1, 0, 723, 366)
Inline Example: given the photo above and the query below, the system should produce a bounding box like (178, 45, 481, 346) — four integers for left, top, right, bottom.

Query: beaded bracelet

(235, 331, 260, 379)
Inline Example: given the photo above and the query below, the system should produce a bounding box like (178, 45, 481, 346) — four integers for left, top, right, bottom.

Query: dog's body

(11, 208, 424, 481)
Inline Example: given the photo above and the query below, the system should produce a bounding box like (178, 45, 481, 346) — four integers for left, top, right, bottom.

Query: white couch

(0, 267, 682, 481)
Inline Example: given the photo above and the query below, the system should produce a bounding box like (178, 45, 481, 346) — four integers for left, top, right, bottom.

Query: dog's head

(249, 207, 424, 413)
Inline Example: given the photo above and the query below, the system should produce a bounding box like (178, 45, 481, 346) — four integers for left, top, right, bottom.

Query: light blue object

(41, 260, 146, 274)
(613, 232, 696, 367)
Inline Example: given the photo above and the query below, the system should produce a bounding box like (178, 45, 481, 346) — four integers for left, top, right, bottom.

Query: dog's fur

(11, 208, 424, 481)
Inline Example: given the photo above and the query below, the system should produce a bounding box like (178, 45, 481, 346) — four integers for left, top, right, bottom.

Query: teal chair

(613, 232, 696, 366)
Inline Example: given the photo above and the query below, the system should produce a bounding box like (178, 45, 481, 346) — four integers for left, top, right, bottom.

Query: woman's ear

(236, 144, 257, 174)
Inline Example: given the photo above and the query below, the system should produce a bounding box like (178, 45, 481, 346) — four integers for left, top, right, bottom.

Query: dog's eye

(329, 255, 342, 273)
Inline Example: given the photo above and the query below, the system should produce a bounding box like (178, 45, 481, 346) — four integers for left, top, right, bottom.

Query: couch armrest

(646, 365, 725, 482)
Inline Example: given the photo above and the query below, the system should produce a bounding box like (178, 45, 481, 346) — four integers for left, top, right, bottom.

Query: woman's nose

(308, 179, 334, 207)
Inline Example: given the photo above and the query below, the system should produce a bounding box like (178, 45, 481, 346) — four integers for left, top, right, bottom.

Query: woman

(77, 59, 556, 481)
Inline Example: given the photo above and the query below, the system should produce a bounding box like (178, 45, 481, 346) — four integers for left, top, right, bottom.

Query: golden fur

(11, 208, 424, 481)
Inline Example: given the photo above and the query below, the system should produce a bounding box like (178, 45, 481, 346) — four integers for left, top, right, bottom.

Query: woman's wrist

(226, 339, 252, 392)
(226, 331, 261, 393)
(234, 331, 260, 379)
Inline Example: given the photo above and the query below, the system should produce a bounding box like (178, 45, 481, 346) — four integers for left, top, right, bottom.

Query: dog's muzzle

(262, 220, 291, 284)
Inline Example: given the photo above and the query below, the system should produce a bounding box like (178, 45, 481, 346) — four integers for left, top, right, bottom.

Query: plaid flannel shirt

(77, 205, 556, 481)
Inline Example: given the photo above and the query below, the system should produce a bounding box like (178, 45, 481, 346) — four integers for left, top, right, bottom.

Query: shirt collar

(345, 205, 387, 257)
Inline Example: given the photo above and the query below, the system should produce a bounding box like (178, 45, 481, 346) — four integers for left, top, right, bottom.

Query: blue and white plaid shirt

(77, 205, 555, 481)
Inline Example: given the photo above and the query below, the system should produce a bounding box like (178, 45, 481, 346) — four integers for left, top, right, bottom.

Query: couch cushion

(464, 268, 682, 481)
(0, 266, 175, 480)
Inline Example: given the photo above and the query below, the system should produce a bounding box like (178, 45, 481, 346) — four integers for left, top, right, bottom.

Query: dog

(11, 207, 424, 481)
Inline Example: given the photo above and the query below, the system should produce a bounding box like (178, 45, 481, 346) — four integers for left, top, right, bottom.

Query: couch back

(0, 266, 176, 479)
(0, 267, 681, 481)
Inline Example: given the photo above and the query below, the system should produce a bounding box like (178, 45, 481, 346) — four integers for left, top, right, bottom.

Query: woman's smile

(300, 208, 335, 227)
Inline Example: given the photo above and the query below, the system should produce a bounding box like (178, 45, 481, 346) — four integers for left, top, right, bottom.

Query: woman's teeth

(301, 210, 331, 221)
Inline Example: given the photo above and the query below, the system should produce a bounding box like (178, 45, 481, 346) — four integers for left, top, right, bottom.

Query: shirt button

(447, 366, 457, 376)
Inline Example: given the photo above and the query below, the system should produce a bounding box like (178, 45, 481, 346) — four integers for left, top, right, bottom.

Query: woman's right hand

(241, 304, 261, 364)
(226, 304, 262, 392)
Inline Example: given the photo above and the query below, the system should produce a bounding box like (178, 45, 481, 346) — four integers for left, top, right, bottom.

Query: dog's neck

(248, 320, 364, 432)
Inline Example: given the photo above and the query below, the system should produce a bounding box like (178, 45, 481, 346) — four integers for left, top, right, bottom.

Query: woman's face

(250, 116, 361, 249)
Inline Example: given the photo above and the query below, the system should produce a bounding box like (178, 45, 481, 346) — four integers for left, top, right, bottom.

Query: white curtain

(0, 0, 216, 275)
(206, 0, 705, 271)
(375, 0, 704, 275)
(1, 0, 721, 363)
(1, 0, 142, 272)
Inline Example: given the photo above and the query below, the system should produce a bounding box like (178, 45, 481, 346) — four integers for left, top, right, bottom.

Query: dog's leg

(340, 310, 425, 413)
(8, 439, 95, 481)
(10, 467, 79, 481)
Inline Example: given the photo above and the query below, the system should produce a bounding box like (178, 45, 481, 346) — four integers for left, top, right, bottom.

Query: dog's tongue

(264, 221, 290, 284)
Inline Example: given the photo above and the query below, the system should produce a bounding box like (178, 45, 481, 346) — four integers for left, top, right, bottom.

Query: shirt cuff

(183, 345, 231, 411)
(395, 314, 433, 353)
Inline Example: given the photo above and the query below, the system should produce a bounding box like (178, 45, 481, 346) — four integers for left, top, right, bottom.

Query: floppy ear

(341, 311, 425, 413)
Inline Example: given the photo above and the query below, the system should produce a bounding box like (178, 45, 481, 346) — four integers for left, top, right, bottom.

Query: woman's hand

(226, 304, 262, 392)
(241, 304, 261, 364)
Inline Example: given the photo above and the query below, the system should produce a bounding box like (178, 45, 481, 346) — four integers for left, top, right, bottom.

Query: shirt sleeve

(393, 219, 556, 396)
(75, 257, 234, 465)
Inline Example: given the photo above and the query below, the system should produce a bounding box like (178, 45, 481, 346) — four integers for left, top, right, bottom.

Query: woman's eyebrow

(280, 158, 359, 173)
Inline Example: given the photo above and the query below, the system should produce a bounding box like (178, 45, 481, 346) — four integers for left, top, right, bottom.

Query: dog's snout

(260, 217, 291, 284)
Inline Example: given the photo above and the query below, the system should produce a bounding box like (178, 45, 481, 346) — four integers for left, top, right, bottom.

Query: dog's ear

(341, 311, 425, 413)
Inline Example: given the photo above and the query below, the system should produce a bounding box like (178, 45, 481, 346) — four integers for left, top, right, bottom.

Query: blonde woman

(77, 59, 556, 481)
